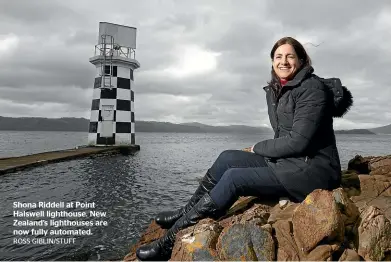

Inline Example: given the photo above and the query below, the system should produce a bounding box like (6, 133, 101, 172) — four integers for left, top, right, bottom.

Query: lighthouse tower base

(87, 57, 139, 146)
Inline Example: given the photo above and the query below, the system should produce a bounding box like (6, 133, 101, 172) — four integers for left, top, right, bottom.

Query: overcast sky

(1, 0, 390, 129)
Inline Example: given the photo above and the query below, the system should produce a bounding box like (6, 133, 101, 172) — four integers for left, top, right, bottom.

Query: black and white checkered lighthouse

(88, 22, 140, 146)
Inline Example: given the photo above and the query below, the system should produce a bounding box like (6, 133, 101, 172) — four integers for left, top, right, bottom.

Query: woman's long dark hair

(269, 37, 312, 97)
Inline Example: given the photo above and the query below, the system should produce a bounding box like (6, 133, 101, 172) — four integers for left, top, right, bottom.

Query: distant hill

(180, 122, 270, 134)
(334, 129, 376, 135)
(370, 124, 391, 134)
(181, 122, 212, 128)
(1, 116, 389, 135)
(0, 117, 89, 132)
(0, 116, 271, 134)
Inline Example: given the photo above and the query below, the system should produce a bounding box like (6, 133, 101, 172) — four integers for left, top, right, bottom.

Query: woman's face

(272, 44, 302, 80)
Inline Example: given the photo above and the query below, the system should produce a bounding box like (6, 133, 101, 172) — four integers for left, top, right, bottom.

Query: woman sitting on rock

(136, 36, 353, 261)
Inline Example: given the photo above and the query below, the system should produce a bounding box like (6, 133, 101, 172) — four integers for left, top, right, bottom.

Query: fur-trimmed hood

(289, 66, 354, 117)
(316, 77, 353, 117)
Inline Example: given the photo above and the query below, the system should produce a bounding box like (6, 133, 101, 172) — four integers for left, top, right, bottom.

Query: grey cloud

(0, 98, 89, 118)
(264, 0, 391, 31)
(0, 86, 91, 109)
(0, 0, 80, 24)
(0, 0, 390, 128)
(1, 43, 94, 89)
(64, 30, 97, 47)
(135, 71, 237, 96)
(208, 21, 273, 55)
(134, 75, 268, 126)
(154, 13, 199, 32)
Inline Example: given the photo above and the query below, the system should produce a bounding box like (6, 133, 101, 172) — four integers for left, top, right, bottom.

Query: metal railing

(94, 43, 136, 59)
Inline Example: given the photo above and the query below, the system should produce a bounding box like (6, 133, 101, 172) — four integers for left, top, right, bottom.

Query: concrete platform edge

(0, 145, 140, 176)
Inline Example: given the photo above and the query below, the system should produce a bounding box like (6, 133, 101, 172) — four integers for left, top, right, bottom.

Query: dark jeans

(207, 150, 289, 210)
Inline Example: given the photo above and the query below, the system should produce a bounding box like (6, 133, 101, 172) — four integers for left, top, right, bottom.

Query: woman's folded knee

(217, 150, 239, 161)
(219, 169, 242, 189)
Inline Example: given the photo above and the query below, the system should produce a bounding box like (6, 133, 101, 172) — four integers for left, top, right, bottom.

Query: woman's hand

(242, 146, 255, 153)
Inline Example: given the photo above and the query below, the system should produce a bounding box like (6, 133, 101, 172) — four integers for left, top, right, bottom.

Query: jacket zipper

(274, 85, 290, 137)
(274, 104, 279, 137)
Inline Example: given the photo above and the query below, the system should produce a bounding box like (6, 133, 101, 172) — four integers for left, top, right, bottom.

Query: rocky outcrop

(292, 189, 345, 254)
(125, 155, 391, 261)
(356, 206, 391, 261)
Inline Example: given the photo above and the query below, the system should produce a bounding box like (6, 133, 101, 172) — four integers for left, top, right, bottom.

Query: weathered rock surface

(216, 222, 275, 261)
(273, 220, 301, 261)
(268, 202, 299, 224)
(123, 221, 166, 261)
(333, 188, 360, 225)
(292, 189, 344, 254)
(338, 248, 361, 261)
(171, 219, 222, 261)
(347, 173, 391, 222)
(125, 155, 391, 261)
(356, 206, 391, 261)
(304, 244, 340, 261)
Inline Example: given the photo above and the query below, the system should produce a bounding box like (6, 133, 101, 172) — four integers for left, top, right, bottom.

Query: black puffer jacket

(253, 66, 353, 202)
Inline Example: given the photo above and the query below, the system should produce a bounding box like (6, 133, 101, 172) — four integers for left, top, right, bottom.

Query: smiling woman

(164, 45, 220, 77)
(136, 36, 354, 261)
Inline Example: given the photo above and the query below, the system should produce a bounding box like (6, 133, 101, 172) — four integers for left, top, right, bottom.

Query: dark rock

(341, 171, 360, 191)
(332, 188, 360, 225)
(347, 155, 371, 174)
(216, 221, 275, 261)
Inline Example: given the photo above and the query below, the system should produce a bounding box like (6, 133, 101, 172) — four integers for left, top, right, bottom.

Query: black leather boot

(155, 171, 217, 229)
(136, 193, 223, 261)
